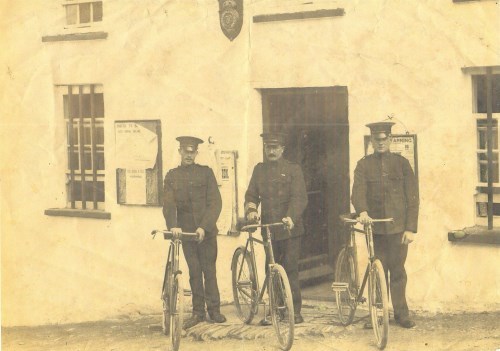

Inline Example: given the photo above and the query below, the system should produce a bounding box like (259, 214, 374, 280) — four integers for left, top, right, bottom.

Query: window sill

(42, 31, 108, 43)
(253, 8, 345, 23)
(45, 208, 111, 220)
(448, 226, 500, 245)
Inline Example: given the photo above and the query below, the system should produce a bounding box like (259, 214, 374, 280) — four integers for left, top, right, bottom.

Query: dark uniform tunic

(163, 163, 222, 317)
(245, 158, 308, 314)
(351, 151, 419, 318)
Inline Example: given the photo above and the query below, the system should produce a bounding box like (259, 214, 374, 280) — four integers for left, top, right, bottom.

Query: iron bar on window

(90, 84, 98, 209)
(78, 85, 87, 209)
(486, 68, 494, 229)
(68, 86, 76, 209)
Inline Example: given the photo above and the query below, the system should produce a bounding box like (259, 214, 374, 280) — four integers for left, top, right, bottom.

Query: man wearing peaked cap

(351, 121, 419, 329)
(244, 131, 308, 324)
(162, 135, 226, 330)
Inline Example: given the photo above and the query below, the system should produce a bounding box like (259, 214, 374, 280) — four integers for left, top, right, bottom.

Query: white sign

(115, 122, 158, 169)
(125, 169, 147, 205)
(215, 150, 238, 235)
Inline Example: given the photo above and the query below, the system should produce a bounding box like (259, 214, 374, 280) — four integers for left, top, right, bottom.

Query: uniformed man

(351, 121, 419, 328)
(163, 136, 226, 329)
(244, 132, 308, 324)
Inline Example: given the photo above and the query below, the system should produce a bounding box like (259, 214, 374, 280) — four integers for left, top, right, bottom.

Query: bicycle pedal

(331, 282, 349, 292)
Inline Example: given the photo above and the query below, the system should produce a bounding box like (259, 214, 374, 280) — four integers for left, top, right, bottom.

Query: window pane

(94, 93, 104, 117)
(66, 5, 78, 25)
(476, 119, 498, 150)
(478, 153, 499, 183)
(65, 93, 104, 118)
(96, 151, 105, 170)
(84, 126, 91, 146)
(67, 123, 79, 145)
(476, 74, 500, 113)
(67, 150, 80, 170)
(93, 2, 103, 22)
(79, 3, 91, 23)
(95, 126, 104, 144)
(63, 94, 80, 119)
(81, 94, 91, 117)
(84, 150, 92, 170)
(70, 181, 105, 202)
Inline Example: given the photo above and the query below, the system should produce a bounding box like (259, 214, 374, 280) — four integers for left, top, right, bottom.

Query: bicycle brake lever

(151, 230, 157, 239)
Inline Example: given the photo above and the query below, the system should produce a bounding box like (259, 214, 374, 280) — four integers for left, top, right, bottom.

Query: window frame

(63, 84, 105, 211)
(464, 66, 500, 228)
(63, 0, 103, 29)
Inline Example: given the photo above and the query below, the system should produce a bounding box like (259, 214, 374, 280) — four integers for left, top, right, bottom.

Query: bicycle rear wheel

(161, 260, 173, 335)
(269, 264, 294, 351)
(369, 259, 389, 349)
(231, 247, 257, 323)
(334, 246, 359, 325)
(170, 274, 184, 351)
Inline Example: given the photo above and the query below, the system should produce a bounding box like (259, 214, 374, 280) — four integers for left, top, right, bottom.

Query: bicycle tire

(170, 274, 184, 351)
(269, 264, 294, 351)
(369, 259, 389, 349)
(231, 247, 257, 323)
(334, 246, 359, 326)
(162, 260, 173, 336)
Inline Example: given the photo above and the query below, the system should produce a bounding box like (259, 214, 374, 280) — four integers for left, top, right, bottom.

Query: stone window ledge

(45, 208, 111, 220)
(42, 31, 108, 43)
(448, 226, 500, 245)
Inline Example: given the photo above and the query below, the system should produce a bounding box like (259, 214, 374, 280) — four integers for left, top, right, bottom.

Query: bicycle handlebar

(340, 216, 393, 224)
(151, 230, 200, 241)
(240, 222, 287, 232)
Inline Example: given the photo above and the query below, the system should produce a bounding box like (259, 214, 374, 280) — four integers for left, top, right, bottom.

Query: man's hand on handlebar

(246, 211, 259, 224)
(196, 227, 205, 242)
(282, 217, 294, 230)
(357, 211, 373, 225)
(171, 227, 182, 238)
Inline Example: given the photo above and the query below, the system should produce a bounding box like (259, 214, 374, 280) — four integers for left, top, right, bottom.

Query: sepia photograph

(1, 1, 499, 350)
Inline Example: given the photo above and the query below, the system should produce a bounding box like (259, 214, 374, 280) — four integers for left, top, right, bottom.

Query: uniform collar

(374, 151, 391, 159)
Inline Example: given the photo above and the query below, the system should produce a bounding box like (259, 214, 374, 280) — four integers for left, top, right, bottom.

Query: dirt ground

(2, 306, 499, 351)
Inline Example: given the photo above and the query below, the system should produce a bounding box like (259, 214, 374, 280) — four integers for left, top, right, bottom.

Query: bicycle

(332, 214, 393, 350)
(151, 229, 200, 351)
(232, 222, 295, 351)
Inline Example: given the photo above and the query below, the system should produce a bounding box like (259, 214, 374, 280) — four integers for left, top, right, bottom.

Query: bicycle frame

(162, 238, 181, 301)
(236, 224, 284, 311)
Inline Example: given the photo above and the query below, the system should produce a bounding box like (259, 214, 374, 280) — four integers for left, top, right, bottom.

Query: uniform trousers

(373, 233, 409, 319)
(182, 235, 221, 317)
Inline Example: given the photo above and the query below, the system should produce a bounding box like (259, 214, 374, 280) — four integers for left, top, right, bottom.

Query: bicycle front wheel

(269, 264, 294, 351)
(161, 261, 173, 336)
(335, 246, 359, 325)
(170, 274, 184, 351)
(231, 247, 257, 323)
(369, 259, 389, 349)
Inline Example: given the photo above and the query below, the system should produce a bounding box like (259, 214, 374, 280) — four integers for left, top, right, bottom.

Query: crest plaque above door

(218, 0, 243, 41)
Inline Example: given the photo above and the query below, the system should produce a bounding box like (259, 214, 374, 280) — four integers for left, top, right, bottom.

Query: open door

(261, 87, 350, 281)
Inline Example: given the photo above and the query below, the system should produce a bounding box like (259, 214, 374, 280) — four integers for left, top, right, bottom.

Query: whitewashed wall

(1, 0, 499, 326)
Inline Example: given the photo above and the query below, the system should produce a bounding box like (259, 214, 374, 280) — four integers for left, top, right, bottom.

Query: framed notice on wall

(364, 134, 419, 188)
(115, 120, 162, 206)
(214, 150, 239, 236)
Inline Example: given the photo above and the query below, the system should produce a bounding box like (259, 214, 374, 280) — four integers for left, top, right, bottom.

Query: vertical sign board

(115, 120, 162, 206)
(364, 134, 419, 191)
(214, 150, 239, 235)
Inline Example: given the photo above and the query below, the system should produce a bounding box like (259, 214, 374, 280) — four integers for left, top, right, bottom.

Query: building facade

(1, 0, 499, 326)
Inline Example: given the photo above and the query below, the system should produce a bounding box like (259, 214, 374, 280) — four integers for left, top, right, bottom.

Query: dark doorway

(261, 87, 350, 281)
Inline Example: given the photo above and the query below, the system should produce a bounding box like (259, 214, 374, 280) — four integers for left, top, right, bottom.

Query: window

(64, 1, 103, 27)
(62, 84, 105, 210)
(470, 69, 500, 226)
